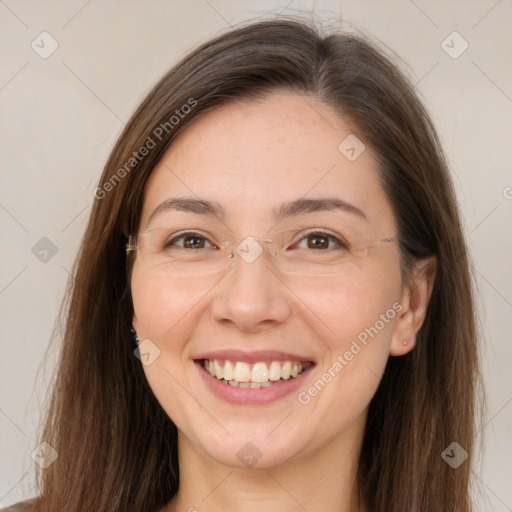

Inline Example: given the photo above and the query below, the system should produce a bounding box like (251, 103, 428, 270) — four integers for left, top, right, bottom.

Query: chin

(189, 424, 310, 470)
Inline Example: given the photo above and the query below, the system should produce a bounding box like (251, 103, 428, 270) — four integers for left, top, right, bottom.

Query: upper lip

(194, 350, 314, 365)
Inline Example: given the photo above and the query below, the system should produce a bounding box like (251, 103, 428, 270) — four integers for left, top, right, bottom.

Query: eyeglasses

(126, 226, 395, 277)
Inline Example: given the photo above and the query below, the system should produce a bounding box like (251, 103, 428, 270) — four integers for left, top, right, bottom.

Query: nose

(210, 242, 291, 332)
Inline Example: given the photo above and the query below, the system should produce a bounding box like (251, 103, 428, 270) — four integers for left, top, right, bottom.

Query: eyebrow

(146, 196, 367, 227)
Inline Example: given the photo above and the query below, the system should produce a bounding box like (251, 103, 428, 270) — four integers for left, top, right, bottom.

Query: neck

(166, 418, 367, 512)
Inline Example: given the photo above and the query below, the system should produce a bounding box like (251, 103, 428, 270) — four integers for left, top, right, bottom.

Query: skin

(130, 92, 436, 512)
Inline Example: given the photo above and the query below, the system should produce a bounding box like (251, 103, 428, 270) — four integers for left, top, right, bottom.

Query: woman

(3, 18, 480, 512)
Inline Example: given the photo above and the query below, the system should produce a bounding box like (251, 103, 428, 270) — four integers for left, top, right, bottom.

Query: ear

(390, 256, 437, 356)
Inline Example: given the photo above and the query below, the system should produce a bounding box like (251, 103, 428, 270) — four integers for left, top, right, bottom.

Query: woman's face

(131, 92, 409, 468)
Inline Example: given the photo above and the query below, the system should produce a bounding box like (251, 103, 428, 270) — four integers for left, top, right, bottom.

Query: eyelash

(163, 230, 348, 250)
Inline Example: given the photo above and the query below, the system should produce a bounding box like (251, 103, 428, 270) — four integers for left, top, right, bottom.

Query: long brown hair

(34, 18, 481, 512)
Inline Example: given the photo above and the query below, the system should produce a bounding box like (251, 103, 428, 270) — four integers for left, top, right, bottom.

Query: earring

(131, 327, 140, 344)
(403, 340, 408, 346)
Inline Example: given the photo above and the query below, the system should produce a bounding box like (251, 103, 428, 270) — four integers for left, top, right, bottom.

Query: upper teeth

(203, 359, 310, 385)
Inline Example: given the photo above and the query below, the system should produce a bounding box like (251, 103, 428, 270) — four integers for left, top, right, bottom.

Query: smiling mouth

(199, 359, 313, 388)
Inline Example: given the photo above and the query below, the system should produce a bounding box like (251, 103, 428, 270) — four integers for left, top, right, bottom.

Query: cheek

(131, 265, 204, 341)
(293, 269, 400, 416)
(131, 267, 203, 428)
(295, 266, 400, 352)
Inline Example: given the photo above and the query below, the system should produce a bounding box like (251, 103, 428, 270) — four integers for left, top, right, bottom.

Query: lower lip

(195, 361, 314, 405)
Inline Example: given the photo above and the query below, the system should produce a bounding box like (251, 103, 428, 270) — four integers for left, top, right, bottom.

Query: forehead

(139, 93, 396, 233)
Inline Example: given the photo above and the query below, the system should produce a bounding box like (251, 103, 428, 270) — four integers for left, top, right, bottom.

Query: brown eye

(294, 231, 346, 251)
(183, 235, 207, 249)
(306, 233, 330, 249)
(164, 232, 214, 249)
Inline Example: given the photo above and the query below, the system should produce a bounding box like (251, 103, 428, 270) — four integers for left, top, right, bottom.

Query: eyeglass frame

(125, 231, 397, 277)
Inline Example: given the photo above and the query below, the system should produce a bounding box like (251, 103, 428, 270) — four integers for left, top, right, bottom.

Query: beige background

(1, 0, 511, 509)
